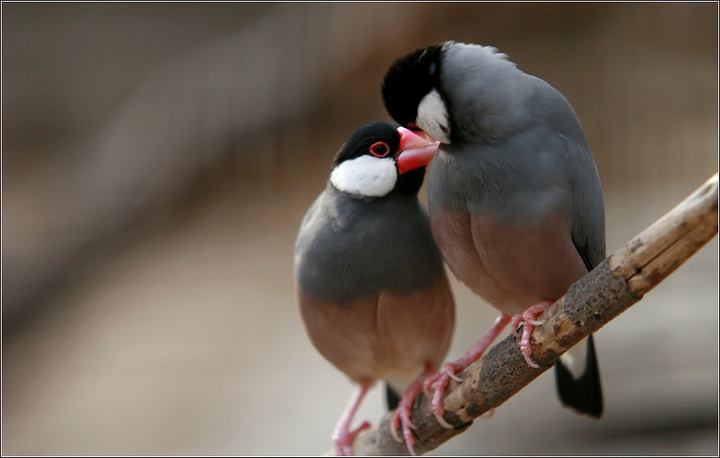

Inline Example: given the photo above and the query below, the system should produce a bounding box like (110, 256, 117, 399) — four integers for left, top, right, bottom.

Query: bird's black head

(332, 121, 400, 166)
(381, 43, 446, 129)
(330, 121, 426, 197)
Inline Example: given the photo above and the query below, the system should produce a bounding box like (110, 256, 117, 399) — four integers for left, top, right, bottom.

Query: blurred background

(2, 3, 718, 455)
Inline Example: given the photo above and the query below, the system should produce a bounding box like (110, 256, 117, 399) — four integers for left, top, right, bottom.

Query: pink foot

(511, 300, 554, 368)
(333, 420, 371, 456)
(422, 362, 465, 429)
(333, 383, 372, 456)
(422, 315, 512, 429)
(390, 367, 436, 456)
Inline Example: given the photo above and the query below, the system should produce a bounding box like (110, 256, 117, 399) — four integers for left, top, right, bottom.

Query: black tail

(555, 334, 603, 418)
(385, 382, 401, 411)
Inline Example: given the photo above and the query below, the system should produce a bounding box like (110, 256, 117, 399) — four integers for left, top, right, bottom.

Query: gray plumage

(294, 181, 446, 304)
(293, 121, 454, 454)
(382, 41, 605, 418)
(432, 44, 605, 271)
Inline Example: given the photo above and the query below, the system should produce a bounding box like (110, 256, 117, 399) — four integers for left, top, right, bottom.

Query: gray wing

(532, 77, 606, 272)
(567, 138, 606, 272)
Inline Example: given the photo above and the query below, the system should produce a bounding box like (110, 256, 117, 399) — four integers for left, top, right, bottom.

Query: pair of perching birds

(294, 41, 605, 456)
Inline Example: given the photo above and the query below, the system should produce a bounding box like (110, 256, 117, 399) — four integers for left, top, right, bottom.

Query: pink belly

(431, 208, 588, 315)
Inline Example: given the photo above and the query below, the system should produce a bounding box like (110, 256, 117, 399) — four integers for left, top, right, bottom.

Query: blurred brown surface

(2, 3, 718, 455)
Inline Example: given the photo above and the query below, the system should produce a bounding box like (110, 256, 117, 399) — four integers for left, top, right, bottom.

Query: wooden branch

(345, 172, 718, 456)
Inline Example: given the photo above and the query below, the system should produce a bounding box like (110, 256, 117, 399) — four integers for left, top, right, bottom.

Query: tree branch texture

(346, 172, 718, 456)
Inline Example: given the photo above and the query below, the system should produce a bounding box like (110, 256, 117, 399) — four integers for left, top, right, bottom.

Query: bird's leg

(332, 382, 372, 456)
(511, 300, 554, 368)
(423, 314, 512, 428)
(390, 363, 438, 456)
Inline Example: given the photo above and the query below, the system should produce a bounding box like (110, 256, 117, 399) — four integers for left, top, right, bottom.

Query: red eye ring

(369, 141, 390, 158)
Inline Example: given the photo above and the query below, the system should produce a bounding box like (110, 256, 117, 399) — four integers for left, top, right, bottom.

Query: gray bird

(294, 121, 454, 455)
(381, 41, 605, 427)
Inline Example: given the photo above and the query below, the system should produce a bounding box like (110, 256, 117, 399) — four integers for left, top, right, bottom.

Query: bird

(293, 121, 454, 455)
(381, 41, 605, 427)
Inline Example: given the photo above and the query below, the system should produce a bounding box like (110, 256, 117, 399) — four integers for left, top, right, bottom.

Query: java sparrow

(381, 41, 605, 426)
(293, 121, 454, 455)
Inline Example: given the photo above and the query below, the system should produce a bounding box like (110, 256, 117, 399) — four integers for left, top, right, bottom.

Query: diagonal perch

(340, 172, 718, 456)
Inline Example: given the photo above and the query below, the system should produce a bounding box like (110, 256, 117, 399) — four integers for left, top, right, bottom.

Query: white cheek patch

(330, 155, 397, 197)
(417, 89, 451, 144)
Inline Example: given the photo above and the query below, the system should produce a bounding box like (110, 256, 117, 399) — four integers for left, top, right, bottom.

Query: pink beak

(396, 127, 440, 174)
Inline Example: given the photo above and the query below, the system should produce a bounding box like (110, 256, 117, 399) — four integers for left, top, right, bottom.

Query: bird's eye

(369, 141, 390, 157)
(407, 122, 421, 131)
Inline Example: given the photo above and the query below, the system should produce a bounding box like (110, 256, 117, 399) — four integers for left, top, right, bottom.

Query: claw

(431, 379, 455, 429)
(523, 352, 540, 368)
(390, 418, 403, 443)
(435, 412, 454, 429)
(404, 429, 418, 457)
(512, 300, 553, 369)
(389, 367, 436, 456)
(481, 408, 496, 419)
(447, 367, 463, 382)
(423, 315, 515, 431)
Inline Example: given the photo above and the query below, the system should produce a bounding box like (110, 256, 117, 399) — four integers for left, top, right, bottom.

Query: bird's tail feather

(385, 382, 401, 411)
(555, 333, 603, 418)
